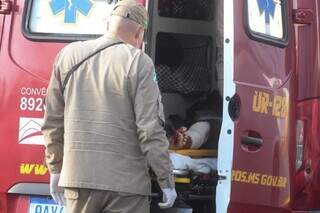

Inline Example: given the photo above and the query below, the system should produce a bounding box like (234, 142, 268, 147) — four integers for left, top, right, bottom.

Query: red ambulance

(0, 0, 319, 212)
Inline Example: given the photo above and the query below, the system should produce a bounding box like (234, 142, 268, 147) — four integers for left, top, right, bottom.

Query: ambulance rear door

(217, 0, 296, 212)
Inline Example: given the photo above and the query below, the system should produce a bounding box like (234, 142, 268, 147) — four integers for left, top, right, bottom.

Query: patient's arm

(169, 121, 210, 150)
(187, 121, 210, 149)
(169, 127, 191, 150)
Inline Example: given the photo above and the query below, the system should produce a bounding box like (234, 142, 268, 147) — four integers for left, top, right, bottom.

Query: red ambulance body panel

(0, 0, 319, 212)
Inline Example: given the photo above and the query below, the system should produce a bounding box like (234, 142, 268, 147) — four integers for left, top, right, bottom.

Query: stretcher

(151, 149, 217, 212)
(169, 149, 217, 199)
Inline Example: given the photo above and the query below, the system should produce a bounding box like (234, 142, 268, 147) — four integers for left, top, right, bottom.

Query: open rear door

(217, 0, 296, 212)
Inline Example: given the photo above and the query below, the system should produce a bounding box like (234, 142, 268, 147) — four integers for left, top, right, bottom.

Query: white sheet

(170, 153, 217, 174)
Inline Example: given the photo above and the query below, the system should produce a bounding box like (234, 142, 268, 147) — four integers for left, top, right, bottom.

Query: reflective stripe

(175, 177, 191, 184)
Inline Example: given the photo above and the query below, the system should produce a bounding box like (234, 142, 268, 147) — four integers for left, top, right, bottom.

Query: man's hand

(50, 173, 65, 206)
(158, 188, 177, 209)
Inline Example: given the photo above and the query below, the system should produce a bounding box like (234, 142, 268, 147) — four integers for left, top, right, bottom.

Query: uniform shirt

(42, 35, 174, 195)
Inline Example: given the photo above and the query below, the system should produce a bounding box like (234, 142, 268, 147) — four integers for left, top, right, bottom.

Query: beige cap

(111, 0, 148, 29)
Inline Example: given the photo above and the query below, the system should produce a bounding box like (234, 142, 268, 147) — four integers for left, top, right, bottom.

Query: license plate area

(29, 197, 65, 213)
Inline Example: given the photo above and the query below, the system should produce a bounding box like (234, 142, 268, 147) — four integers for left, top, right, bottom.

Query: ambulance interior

(146, 0, 223, 212)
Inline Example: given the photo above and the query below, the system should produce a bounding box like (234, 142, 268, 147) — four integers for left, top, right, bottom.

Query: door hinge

(293, 9, 313, 25)
(218, 175, 227, 180)
(0, 0, 11, 15)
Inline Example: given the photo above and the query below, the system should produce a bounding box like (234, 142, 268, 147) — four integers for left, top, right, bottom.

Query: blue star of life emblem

(257, 0, 276, 24)
(50, 0, 93, 23)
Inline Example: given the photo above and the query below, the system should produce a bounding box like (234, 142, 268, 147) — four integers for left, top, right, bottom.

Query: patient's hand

(169, 127, 192, 150)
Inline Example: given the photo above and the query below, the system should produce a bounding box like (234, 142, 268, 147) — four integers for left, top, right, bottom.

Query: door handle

(241, 136, 263, 146)
(241, 132, 263, 152)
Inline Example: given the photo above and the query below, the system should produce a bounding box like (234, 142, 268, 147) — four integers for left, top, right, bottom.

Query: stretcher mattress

(170, 153, 217, 174)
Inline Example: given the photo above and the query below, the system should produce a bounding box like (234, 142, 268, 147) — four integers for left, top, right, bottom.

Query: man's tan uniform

(42, 34, 174, 211)
(64, 188, 150, 213)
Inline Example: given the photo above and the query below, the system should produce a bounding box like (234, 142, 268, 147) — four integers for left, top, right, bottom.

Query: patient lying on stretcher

(168, 122, 217, 174)
(165, 98, 219, 174)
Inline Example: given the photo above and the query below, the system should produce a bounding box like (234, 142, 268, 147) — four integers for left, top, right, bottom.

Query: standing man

(42, 0, 177, 212)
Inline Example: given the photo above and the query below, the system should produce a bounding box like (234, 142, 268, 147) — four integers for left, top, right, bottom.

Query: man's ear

(134, 27, 143, 40)
(133, 27, 144, 48)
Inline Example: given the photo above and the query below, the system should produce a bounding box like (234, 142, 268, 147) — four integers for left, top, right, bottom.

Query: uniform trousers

(64, 188, 150, 213)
